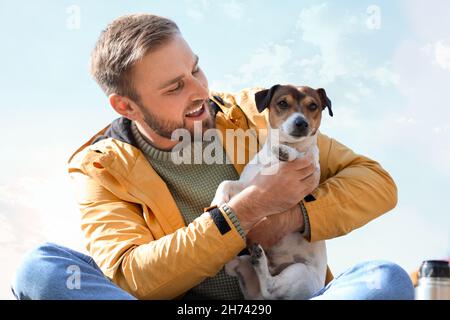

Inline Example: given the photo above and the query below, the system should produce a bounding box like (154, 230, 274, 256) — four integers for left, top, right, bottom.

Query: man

(12, 14, 414, 300)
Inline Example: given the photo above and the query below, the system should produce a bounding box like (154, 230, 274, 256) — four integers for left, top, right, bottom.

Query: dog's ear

(317, 88, 333, 117)
(254, 85, 280, 113)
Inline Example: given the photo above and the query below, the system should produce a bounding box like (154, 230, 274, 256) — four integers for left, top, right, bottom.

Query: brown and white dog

(211, 84, 333, 300)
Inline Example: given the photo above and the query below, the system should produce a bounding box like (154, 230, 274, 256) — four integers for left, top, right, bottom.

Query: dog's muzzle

(289, 116, 310, 137)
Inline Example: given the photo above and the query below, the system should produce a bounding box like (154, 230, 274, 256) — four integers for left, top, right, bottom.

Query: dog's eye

(308, 103, 318, 111)
(277, 101, 289, 109)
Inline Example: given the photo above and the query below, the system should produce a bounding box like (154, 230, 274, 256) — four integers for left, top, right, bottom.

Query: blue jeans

(11, 242, 414, 300)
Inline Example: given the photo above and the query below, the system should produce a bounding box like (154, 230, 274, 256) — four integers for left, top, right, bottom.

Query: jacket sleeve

(70, 171, 246, 300)
(305, 132, 398, 242)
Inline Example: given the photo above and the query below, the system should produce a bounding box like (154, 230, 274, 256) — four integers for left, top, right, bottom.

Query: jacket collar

(91, 117, 136, 147)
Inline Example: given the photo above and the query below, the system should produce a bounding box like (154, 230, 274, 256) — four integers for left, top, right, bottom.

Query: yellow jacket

(68, 88, 398, 299)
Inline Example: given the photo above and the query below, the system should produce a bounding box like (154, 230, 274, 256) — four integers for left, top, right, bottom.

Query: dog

(211, 84, 333, 300)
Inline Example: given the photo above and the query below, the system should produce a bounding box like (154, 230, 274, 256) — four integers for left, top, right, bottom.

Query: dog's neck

(267, 127, 318, 153)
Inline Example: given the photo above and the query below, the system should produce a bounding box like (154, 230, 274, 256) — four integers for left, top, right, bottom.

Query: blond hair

(90, 14, 180, 101)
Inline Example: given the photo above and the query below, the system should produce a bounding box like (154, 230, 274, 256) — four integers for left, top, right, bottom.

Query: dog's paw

(271, 145, 297, 162)
(225, 259, 240, 277)
(250, 243, 264, 266)
(271, 145, 289, 162)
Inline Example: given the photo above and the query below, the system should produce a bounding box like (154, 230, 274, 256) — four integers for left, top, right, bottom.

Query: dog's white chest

(239, 134, 320, 184)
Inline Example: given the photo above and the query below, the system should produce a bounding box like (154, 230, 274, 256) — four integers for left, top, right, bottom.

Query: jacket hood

(92, 117, 137, 147)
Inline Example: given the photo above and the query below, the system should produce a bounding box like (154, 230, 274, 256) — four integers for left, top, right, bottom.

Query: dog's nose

(294, 117, 308, 129)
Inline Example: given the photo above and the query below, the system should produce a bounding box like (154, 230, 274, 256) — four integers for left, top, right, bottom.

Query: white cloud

(184, 0, 244, 21)
(0, 173, 87, 299)
(292, 3, 403, 104)
(296, 54, 321, 68)
(402, 0, 450, 41)
(240, 44, 292, 79)
(212, 4, 381, 93)
(428, 130, 450, 177)
(186, 8, 204, 21)
(219, 0, 244, 20)
(210, 43, 293, 92)
(184, 0, 210, 21)
(393, 1, 450, 178)
(400, 0, 450, 71)
(322, 105, 362, 131)
(435, 40, 450, 70)
(211, 1, 401, 112)
(392, 38, 450, 177)
(0, 214, 17, 243)
(373, 66, 400, 86)
(0, 174, 86, 247)
(395, 116, 416, 125)
(211, 1, 406, 112)
(344, 92, 360, 104)
(295, 3, 363, 84)
(433, 124, 450, 135)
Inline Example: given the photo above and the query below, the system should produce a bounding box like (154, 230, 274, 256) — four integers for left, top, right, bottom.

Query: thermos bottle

(415, 260, 450, 300)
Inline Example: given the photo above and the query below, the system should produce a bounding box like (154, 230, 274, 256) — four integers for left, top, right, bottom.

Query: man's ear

(109, 94, 140, 120)
(317, 88, 333, 117)
(254, 84, 280, 113)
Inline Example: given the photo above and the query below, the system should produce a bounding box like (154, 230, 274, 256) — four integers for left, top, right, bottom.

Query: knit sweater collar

(131, 121, 212, 163)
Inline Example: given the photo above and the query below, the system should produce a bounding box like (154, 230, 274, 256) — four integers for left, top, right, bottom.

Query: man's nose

(190, 77, 209, 101)
(294, 117, 309, 129)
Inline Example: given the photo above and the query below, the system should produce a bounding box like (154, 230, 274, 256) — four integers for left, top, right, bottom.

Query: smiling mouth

(185, 103, 205, 118)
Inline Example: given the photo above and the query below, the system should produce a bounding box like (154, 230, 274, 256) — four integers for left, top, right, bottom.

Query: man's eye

(168, 82, 183, 93)
(192, 67, 200, 74)
(277, 100, 289, 109)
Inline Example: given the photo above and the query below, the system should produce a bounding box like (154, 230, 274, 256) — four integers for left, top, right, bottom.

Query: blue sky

(1, 0, 449, 299)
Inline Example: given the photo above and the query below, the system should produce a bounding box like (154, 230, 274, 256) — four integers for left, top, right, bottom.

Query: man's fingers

(289, 153, 315, 170)
(299, 170, 320, 196)
(294, 163, 315, 179)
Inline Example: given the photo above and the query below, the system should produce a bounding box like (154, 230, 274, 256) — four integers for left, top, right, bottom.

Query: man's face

(130, 34, 214, 139)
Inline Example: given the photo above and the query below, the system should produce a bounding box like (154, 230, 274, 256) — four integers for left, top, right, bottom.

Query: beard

(136, 99, 216, 140)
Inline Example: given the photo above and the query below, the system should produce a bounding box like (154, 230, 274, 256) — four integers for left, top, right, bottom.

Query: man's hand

(246, 205, 304, 250)
(228, 150, 319, 232)
(249, 151, 318, 215)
